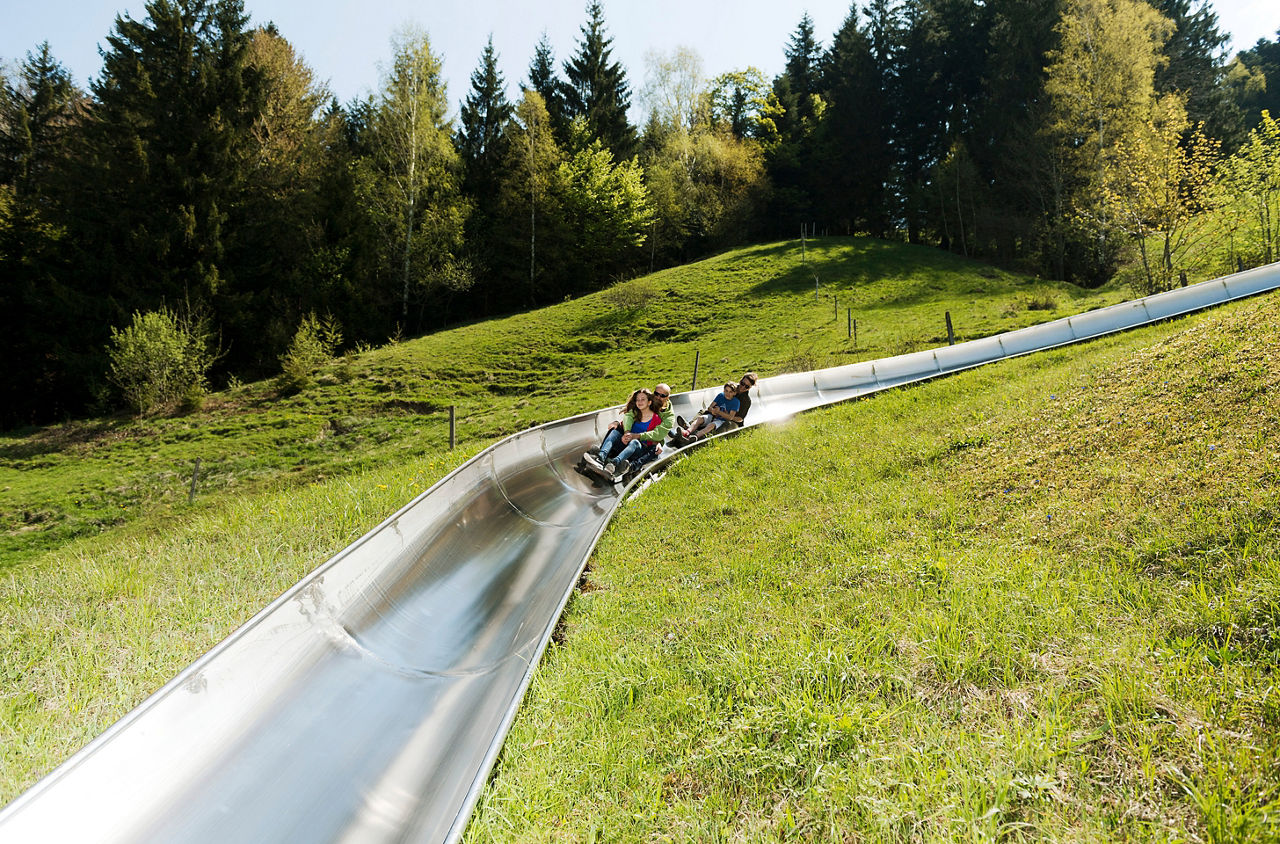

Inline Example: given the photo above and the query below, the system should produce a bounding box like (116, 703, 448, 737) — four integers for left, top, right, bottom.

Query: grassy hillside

(465, 291, 1280, 841)
(1, 237, 1137, 806)
(0, 237, 1117, 570)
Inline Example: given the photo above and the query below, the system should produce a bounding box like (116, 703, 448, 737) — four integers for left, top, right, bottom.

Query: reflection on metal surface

(2, 264, 1277, 842)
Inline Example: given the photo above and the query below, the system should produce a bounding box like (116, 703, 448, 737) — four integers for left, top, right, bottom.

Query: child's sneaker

(612, 459, 630, 478)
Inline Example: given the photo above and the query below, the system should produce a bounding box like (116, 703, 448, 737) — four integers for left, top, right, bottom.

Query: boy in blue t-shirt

(673, 383, 740, 442)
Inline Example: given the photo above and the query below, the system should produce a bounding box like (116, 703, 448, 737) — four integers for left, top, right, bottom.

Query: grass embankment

(0, 236, 1121, 804)
(0, 237, 1116, 570)
(467, 292, 1280, 841)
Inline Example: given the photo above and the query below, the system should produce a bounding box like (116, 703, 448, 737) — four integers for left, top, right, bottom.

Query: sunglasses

(655, 390, 670, 398)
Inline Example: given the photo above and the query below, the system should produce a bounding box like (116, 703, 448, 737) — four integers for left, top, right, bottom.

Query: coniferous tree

(47, 0, 269, 406)
(527, 34, 570, 146)
(0, 42, 79, 193)
(895, 0, 990, 247)
(458, 36, 514, 315)
(815, 7, 893, 236)
(226, 25, 334, 366)
(562, 1, 637, 158)
(763, 13, 832, 238)
(1146, 0, 1238, 148)
(966, 0, 1062, 266)
(785, 12, 824, 125)
(458, 35, 514, 195)
(74, 0, 262, 316)
(0, 43, 84, 424)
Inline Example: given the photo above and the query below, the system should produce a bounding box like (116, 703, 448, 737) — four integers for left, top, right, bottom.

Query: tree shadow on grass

(0, 418, 135, 461)
(743, 237, 941, 299)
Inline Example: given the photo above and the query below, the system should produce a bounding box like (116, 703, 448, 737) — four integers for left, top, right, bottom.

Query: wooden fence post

(945, 311, 955, 345)
(449, 405, 456, 450)
(188, 458, 201, 504)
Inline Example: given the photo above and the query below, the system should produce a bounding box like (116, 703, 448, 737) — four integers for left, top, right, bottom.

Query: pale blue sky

(2, 0, 1277, 119)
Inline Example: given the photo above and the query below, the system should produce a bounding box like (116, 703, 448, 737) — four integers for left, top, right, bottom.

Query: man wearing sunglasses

(617, 382, 674, 478)
(729, 372, 758, 428)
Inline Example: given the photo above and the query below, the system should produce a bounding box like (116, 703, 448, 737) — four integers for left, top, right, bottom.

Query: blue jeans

(598, 429, 649, 465)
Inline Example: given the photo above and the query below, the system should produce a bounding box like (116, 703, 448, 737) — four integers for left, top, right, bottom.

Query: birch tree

(1043, 0, 1173, 282)
(361, 27, 468, 323)
(497, 90, 563, 306)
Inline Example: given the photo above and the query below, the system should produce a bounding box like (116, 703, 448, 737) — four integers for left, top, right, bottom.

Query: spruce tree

(0, 43, 84, 424)
(814, 7, 894, 237)
(969, 0, 1062, 265)
(527, 34, 570, 145)
(784, 12, 823, 123)
(75, 0, 261, 312)
(457, 36, 513, 314)
(562, 1, 637, 158)
(458, 36, 514, 198)
(1148, 0, 1236, 145)
(0, 42, 78, 194)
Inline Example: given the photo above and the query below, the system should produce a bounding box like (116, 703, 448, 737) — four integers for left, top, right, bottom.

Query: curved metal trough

(2, 264, 1278, 842)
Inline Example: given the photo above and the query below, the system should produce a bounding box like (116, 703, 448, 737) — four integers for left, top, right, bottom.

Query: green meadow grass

(9, 234, 1244, 829)
(0, 236, 1120, 570)
(0, 446, 479, 800)
(465, 292, 1280, 842)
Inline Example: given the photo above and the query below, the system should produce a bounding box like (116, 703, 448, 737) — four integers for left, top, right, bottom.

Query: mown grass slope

(466, 291, 1280, 841)
(0, 237, 1116, 570)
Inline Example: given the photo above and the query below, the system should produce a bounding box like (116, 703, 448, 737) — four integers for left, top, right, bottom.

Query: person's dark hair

(723, 382, 737, 395)
(624, 388, 654, 416)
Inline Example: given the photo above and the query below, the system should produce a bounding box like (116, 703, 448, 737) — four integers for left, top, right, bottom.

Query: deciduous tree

(1105, 97, 1221, 292)
(557, 124, 652, 292)
(1043, 0, 1174, 282)
(357, 27, 470, 327)
(495, 90, 564, 307)
(708, 68, 771, 139)
(1220, 109, 1280, 265)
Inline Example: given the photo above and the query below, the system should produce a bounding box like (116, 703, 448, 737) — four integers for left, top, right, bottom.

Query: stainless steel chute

(2, 263, 1277, 842)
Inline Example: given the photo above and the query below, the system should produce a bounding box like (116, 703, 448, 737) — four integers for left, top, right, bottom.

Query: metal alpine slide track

(2, 265, 1278, 842)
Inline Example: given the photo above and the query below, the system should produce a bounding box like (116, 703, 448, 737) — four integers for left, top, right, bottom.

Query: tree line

(1, 0, 1278, 426)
